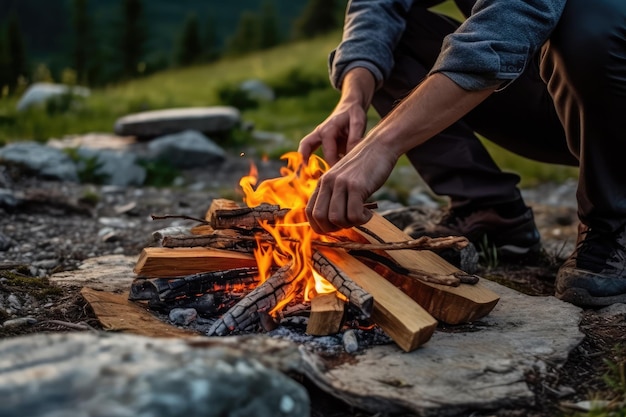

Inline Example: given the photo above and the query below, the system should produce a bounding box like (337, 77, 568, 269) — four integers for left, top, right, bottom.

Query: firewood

(211, 203, 290, 230)
(312, 251, 373, 317)
(81, 288, 196, 338)
(355, 213, 500, 324)
(207, 263, 298, 336)
(306, 293, 346, 336)
(316, 247, 438, 352)
(133, 247, 257, 278)
(161, 230, 259, 254)
(129, 267, 261, 301)
(205, 198, 241, 221)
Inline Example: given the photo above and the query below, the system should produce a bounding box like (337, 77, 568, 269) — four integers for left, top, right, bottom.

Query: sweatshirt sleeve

(330, 0, 567, 91)
(329, 0, 414, 89)
(430, 0, 567, 90)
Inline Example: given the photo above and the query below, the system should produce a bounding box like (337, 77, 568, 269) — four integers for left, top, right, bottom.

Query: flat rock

(319, 278, 583, 415)
(114, 107, 241, 138)
(49, 255, 137, 292)
(148, 130, 226, 168)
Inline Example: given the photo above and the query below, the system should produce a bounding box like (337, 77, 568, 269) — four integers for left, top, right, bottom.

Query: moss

(0, 272, 64, 300)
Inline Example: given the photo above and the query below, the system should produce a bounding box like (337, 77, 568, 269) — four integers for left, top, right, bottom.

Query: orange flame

(239, 152, 337, 313)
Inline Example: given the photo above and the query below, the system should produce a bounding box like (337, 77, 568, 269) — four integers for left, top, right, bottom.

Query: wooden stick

(306, 293, 346, 336)
(160, 232, 467, 253)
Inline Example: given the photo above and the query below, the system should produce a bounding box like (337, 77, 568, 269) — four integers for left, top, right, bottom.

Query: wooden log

(207, 263, 298, 336)
(128, 267, 261, 301)
(306, 293, 346, 336)
(161, 230, 259, 254)
(316, 247, 438, 352)
(355, 212, 500, 324)
(205, 198, 241, 221)
(312, 251, 373, 317)
(211, 203, 290, 230)
(133, 247, 257, 278)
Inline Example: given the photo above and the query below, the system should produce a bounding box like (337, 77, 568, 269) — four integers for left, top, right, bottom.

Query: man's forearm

(362, 73, 495, 159)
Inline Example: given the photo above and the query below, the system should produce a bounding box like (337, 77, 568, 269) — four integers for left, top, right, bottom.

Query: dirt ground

(1, 174, 626, 416)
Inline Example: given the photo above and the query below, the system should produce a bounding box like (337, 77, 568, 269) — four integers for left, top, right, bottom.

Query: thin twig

(151, 214, 210, 224)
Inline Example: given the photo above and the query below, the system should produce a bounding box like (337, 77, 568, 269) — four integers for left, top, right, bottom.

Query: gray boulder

(240, 79, 275, 102)
(17, 82, 90, 112)
(76, 148, 146, 186)
(0, 142, 78, 181)
(0, 332, 310, 417)
(148, 130, 226, 168)
(114, 107, 241, 138)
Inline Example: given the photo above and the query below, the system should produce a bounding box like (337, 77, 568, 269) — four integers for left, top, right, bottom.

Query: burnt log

(312, 251, 373, 317)
(129, 267, 261, 301)
(207, 263, 298, 336)
(211, 203, 290, 230)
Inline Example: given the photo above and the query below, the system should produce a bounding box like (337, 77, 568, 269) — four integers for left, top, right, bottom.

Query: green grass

(0, 11, 578, 188)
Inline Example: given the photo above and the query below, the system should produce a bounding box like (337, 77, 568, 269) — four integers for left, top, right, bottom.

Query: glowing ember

(239, 152, 338, 313)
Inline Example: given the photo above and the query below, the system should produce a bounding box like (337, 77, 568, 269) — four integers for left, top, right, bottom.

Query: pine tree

(6, 13, 28, 92)
(72, 0, 90, 84)
(0, 31, 11, 94)
(176, 13, 202, 66)
(293, 0, 340, 40)
(120, 0, 147, 78)
(258, 0, 280, 50)
(226, 11, 260, 56)
(203, 14, 220, 62)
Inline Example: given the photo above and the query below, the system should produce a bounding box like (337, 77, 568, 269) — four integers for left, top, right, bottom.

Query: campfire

(129, 152, 500, 352)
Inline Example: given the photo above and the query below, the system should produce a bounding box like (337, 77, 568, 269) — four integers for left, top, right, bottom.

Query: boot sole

(556, 287, 626, 307)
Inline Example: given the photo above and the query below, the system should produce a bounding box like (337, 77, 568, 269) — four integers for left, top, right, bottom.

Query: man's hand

(306, 140, 398, 234)
(298, 67, 376, 166)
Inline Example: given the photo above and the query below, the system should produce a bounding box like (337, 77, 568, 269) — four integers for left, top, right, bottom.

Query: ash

(149, 303, 393, 356)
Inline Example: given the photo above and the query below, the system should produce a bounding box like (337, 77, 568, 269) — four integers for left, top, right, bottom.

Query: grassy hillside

(0, 10, 577, 189)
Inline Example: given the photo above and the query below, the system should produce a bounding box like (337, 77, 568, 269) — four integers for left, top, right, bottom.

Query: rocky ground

(1, 161, 625, 417)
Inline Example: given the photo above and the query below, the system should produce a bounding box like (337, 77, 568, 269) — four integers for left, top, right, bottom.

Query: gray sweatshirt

(329, 0, 567, 91)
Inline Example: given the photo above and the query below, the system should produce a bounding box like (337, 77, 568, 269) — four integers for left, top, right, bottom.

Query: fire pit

(129, 152, 500, 352)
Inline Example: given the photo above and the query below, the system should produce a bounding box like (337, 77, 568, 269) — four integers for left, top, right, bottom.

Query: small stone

(169, 308, 198, 325)
(7, 294, 21, 311)
(32, 259, 59, 269)
(2, 317, 37, 328)
(0, 232, 13, 251)
(342, 329, 359, 353)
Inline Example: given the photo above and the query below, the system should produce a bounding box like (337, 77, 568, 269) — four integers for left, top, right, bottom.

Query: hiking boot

(555, 223, 626, 307)
(405, 203, 541, 270)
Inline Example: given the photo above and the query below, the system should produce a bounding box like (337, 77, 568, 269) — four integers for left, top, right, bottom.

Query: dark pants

(371, 0, 626, 232)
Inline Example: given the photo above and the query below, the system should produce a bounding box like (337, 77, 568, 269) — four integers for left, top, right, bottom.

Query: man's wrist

(340, 67, 376, 110)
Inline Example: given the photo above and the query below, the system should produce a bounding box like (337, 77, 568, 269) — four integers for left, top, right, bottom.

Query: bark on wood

(133, 247, 257, 278)
(316, 247, 438, 352)
(207, 263, 298, 336)
(306, 293, 346, 336)
(129, 267, 261, 301)
(160, 231, 259, 254)
(205, 198, 241, 221)
(211, 203, 290, 230)
(355, 213, 500, 325)
(312, 251, 373, 317)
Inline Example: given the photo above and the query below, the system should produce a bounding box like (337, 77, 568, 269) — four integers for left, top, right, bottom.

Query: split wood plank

(306, 292, 346, 336)
(134, 247, 257, 278)
(355, 213, 500, 324)
(81, 287, 196, 338)
(316, 246, 438, 352)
